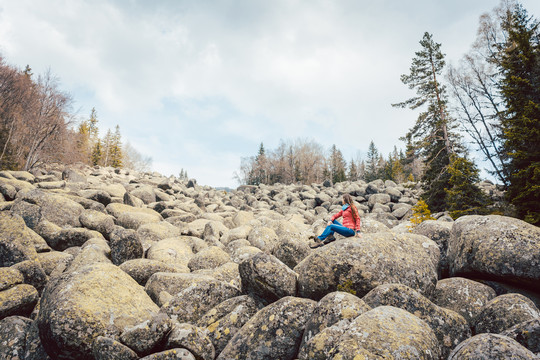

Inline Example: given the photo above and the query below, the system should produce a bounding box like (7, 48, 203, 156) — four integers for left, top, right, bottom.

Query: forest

(237, 1, 540, 225)
(0, 1, 538, 225)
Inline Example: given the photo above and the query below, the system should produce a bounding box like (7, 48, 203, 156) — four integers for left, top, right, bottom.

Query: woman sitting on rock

(310, 193, 361, 248)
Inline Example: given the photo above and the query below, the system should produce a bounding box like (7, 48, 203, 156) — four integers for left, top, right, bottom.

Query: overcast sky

(0, 0, 538, 188)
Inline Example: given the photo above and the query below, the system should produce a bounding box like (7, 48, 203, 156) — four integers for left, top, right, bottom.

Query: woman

(310, 193, 361, 248)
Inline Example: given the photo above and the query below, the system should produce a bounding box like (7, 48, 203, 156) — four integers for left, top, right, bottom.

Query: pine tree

(498, 4, 540, 225)
(348, 159, 358, 181)
(329, 145, 347, 184)
(109, 125, 123, 168)
(365, 140, 380, 182)
(253, 142, 267, 185)
(445, 155, 490, 219)
(91, 139, 102, 166)
(393, 32, 459, 212)
(102, 129, 112, 167)
(407, 199, 435, 231)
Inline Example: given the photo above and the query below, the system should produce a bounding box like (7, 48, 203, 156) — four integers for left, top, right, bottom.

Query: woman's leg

(318, 220, 355, 240)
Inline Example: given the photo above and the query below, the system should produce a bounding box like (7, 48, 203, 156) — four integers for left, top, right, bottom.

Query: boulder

(231, 245, 262, 264)
(221, 225, 252, 245)
(448, 333, 537, 359)
(473, 293, 540, 334)
(79, 209, 116, 237)
(109, 227, 144, 265)
(362, 283, 471, 359)
(130, 186, 157, 204)
(120, 259, 189, 286)
(271, 236, 311, 269)
(92, 336, 138, 360)
(187, 246, 230, 271)
(300, 291, 371, 351)
(501, 318, 540, 355)
(64, 238, 112, 272)
(196, 295, 261, 355)
(360, 217, 390, 233)
(239, 252, 298, 303)
(146, 238, 194, 268)
(294, 234, 437, 301)
(0, 267, 23, 291)
(12, 259, 48, 293)
(413, 220, 453, 278)
(0, 284, 38, 319)
(46, 227, 103, 251)
(329, 306, 441, 359)
(433, 277, 497, 324)
(140, 348, 196, 360)
(0, 212, 39, 267)
(367, 193, 391, 208)
(37, 263, 160, 360)
(11, 189, 84, 228)
(216, 296, 317, 360)
(137, 222, 182, 248)
(23, 319, 51, 360)
(0, 315, 32, 360)
(193, 262, 241, 289)
(165, 322, 215, 360)
(37, 251, 74, 276)
(246, 226, 278, 252)
(160, 277, 240, 324)
(119, 312, 172, 356)
(79, 189, 112, 206)
(448, 215, 540, 289)
(232, 211, 254, 227)
(117, 211, 162, 230)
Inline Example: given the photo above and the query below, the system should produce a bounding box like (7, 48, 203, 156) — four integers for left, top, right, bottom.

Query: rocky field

(0, 165, 539, 359)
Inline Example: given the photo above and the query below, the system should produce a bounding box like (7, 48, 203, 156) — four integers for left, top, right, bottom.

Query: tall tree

(109, 125, 123, 168)
(329, 144, 347, 183)
(498, 4, 540, 224)
(365, 140, 380, 182)
(393, 32, 457, 212)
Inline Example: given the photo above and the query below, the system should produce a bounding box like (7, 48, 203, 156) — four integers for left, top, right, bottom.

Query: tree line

(238, 1, 539, 225)
(235, 139, 419, 187)
(0, 59, 152, 172)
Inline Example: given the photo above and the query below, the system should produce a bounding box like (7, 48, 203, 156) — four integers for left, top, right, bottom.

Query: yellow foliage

(407, 199, 435, 232)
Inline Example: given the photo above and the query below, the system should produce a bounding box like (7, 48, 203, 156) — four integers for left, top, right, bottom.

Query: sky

(0, 0, 538, 188)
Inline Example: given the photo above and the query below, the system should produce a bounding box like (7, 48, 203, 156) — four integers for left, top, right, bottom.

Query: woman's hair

(343, 193, 360, 222)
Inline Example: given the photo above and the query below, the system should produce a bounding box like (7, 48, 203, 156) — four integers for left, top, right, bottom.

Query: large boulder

(37, 262, 160, 360)
(246, 226, 278, 252)
(448, 215, 540, 289)
(79, 209, 115, 237)
(146, 238, 194, 268)
(0, 212, 39, 267)
(433, 277, 497, 324)
(216, 296, 317, 360)
(120, 259, 189, 286)
(271, 236, 311, 269)
(448, 333, 537, 359)
(92, 336, 138, 360)
(160, 277, 240, 324)
(412, 219, 452, 278)
(473, 293, 540, 334)
(300, 291, 371, 351)
(11, 189, 84, 228)
(109, 227, 144, 265)
(362, 283, 471, 359)
(328, 306, 440, 359)
(501, 318, 540, 355)
(0, 315, 33, 360)
(294, 233, 438, 301)
(165, 322, 215, 360)
(239, 252, 298, 303)
(0, 284, 38, 319)
(188, 246, 230, 271)
(196, 295, 261, 355)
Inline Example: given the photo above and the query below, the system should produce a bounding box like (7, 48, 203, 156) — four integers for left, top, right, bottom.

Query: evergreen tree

(498, 4, 540, 225)
(365, 141, 380, 182)
(102, 129, 112, 166)
(91, 139, 102, 166)
(348, 159, 358, 181)
(445, 155, 490, 219)
(109, 125, 123, 168)
(393, 32, 459, 212)
(329, 145, 347, 183)
(253, 142, 267, 185)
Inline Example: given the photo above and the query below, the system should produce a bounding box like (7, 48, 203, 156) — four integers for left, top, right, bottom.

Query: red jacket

(331, 205, 361, 231)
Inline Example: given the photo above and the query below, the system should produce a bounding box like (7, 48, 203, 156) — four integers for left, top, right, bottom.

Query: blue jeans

(318, 220, 355, 240)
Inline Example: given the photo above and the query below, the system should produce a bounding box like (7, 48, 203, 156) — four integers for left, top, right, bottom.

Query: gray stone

(0, 315, 32, 360)
(216, 296, 317, 360)
(448, 333, 537, 359)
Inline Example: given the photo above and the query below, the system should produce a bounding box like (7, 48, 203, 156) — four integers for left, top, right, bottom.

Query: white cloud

(1, 0, 539, 187)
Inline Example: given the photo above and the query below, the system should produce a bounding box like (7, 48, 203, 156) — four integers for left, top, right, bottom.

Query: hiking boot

(323, 234, 336, 244)
(310, 239, 324, 249)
